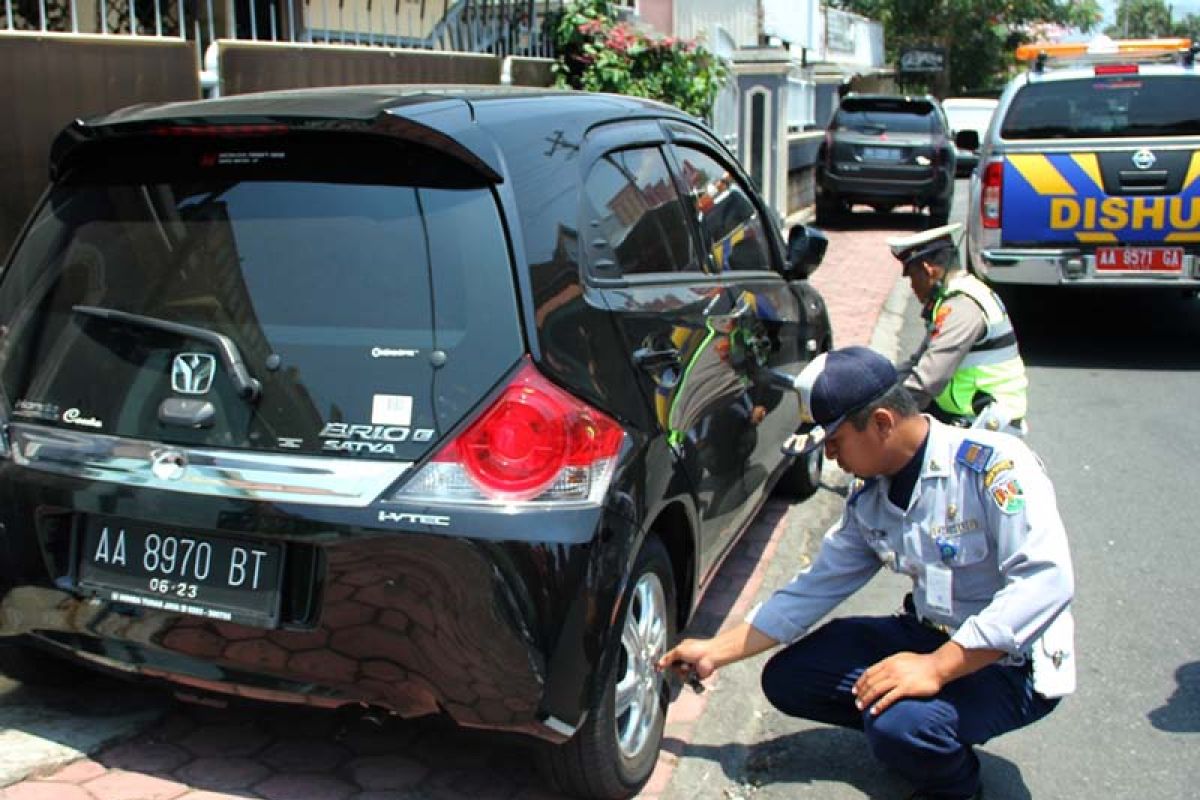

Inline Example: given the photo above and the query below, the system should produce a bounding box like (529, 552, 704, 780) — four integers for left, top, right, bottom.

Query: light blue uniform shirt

(747, 418, 1076, 697)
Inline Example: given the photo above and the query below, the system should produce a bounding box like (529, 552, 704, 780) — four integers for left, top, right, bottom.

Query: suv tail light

(981, 161, 1003, 229)
(391, 360, 625, 506)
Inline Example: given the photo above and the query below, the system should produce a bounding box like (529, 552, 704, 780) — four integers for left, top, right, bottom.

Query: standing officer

(891, 224, 1029, 435)
(658, 346, 1075, 800)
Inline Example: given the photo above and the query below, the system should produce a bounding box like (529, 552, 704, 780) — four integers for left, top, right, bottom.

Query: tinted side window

(670, 146, 773, 273)
(583, 147, 699, 276)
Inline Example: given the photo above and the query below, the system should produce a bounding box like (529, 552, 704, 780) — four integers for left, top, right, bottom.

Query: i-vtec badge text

(62, 408, 103, 428)
(319, 422, 434, 454)
(378, 510, 451, 526)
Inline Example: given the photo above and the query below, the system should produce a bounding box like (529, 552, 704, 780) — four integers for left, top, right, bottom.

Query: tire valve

(684, 668, 706, 694)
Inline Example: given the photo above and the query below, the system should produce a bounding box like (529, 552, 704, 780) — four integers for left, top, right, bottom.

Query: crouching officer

(890, 224, 1029, 436)
(659, 346, 1075, 800)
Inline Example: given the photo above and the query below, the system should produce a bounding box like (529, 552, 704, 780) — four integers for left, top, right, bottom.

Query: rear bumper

(979, 247, 1200, 288)
(818, 168, 948, 203)
(0, 458, 637, 742)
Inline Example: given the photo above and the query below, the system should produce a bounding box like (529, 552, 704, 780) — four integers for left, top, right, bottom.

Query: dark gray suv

(816, 93, 958, 226)
(0, 86, 832, 798)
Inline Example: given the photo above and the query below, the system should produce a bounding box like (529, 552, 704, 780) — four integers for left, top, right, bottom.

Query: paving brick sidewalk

(0, 221, 908, 800)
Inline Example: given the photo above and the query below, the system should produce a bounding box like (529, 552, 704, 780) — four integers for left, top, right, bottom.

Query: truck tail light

(981, 161, 1003, 229)
(391, 359, 625, 506)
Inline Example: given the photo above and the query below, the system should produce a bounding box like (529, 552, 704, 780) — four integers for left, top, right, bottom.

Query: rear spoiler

(48, 101, 504, 184)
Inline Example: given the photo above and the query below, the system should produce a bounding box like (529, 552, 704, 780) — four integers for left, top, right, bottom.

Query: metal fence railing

(3, 0, 565, 58)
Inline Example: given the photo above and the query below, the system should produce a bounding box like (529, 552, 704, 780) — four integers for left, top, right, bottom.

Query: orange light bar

(1016, 38, 1192, 62)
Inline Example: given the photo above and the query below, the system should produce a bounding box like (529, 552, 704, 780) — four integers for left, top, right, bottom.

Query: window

(670, 146, 773, 273)
(1001, 76, 1200, 139)
(583, 147, 698, 276)
(833, 97, 942, 135)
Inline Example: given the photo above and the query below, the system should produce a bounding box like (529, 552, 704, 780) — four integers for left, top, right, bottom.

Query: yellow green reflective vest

(931, 273, 1028, 420)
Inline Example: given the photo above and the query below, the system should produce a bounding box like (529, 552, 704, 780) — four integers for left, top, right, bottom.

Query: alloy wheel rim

(614, 571, 668, 760)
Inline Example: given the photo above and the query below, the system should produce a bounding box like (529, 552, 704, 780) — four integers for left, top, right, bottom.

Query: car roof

(842, 92, 938, 103)
(1018, 62, 1200, 85)
(941, 97, 998, 109)
(80, 84, 689, 127)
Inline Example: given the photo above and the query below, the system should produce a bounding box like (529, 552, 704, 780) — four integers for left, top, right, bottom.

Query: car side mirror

(955, 129, 980, 151)
(784, 224, 828, 279)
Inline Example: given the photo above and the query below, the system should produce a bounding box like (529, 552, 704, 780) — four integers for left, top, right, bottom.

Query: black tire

(815, 196, 843, 227)
(774, 439, 824, 500)
(539, 537, 676, 799)
(0, 639, 86, 686)
(928, 202, 951, 227)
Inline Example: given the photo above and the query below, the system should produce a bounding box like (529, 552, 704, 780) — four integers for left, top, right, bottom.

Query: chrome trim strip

(9, 423, 411, 507)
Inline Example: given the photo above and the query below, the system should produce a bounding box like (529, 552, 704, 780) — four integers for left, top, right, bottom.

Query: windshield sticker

(62, 408, 103, 429)
(371, 347, 419, 359)
(13, 399, 60, 421)
(372, 394, 413, 427)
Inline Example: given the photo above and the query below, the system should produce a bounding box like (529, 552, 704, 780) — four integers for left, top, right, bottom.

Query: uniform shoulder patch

(955, 441, 993, 473)
(990, 479, 1025, 514)
(983, 458, 1015, 488)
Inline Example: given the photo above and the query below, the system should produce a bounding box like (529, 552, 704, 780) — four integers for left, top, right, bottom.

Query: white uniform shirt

(747, 418, 1076, 697)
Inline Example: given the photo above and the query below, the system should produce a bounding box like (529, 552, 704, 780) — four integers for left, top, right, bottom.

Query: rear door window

(1001, 75, 1200, 139)
(0, 137, 523, 460)
(833, 98, 940, 134)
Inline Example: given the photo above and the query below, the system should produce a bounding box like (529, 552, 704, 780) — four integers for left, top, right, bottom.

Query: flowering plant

(551, 0, 729, 121)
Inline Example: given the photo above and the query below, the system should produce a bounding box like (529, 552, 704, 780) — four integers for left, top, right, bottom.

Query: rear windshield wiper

(72, 305, 261, 402)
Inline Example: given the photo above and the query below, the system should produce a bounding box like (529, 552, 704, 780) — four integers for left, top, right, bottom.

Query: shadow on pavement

(1148, 661, 1200, 734)
(665, 726, 1032, 799)
(1006, 288, 1200, 371)
(816, 209, 931, 233)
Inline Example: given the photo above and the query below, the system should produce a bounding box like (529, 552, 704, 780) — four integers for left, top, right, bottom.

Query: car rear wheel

(539, 537, 676, 799)
(816, 196, 845, 227)
(929, 198, 951, 227)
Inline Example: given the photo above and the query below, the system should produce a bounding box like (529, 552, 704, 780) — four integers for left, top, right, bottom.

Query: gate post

(732, 47, 790, 219)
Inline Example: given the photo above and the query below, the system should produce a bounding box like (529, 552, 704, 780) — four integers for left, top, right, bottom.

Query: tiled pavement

(0, 217, 910, 800)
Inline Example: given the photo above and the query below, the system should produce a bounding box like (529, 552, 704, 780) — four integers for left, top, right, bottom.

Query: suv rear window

(0, 137, 523, 460)
(833, 98, 940, 134)
(1001, 75, 1200, 139)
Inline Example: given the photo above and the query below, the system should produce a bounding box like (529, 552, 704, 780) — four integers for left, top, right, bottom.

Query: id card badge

(925, 562, 953, 615)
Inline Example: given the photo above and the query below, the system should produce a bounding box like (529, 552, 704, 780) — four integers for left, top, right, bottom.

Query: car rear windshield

(0, 135, 523, 460)
(1001, 75, 1200, 139)
(833, 98, 939, 134)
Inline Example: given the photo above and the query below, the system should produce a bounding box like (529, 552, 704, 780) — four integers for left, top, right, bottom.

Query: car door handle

(633, 346, 681, 371)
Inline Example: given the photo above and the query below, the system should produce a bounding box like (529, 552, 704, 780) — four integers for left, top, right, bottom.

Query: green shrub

(551, 0, 730, 121)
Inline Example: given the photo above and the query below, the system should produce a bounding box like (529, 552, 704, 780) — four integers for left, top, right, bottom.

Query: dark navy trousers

(760, 614, 1058, 799)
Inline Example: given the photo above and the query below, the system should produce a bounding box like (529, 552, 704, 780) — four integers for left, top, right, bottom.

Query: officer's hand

(852, 652, 944, 716)
(657, 638, 719, 681)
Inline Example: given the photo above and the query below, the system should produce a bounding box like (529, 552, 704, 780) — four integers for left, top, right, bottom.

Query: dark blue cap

(797, 346, 897, 432)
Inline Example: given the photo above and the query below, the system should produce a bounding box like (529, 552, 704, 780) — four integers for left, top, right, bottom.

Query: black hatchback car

(0, 87, 831, 798)
(816, 93, 957, 226)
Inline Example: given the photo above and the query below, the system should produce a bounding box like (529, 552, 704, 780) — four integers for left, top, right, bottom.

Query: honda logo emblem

(171, 353, 216, 395)
(1132, 148, 1156, 170)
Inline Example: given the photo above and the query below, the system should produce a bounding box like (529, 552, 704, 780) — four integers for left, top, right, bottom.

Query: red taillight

(1094, 64, 1139, 76)
(426, 361, 623, 502)
(982, 161, 1003, 229)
